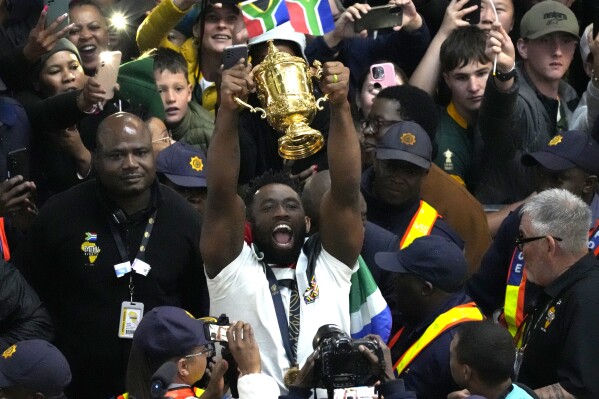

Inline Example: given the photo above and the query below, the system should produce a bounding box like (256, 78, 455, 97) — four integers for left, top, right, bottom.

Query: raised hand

(23, 6, 74, 62)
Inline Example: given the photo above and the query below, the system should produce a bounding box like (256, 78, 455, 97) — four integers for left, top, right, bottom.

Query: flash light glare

(111, 13, 128, 30)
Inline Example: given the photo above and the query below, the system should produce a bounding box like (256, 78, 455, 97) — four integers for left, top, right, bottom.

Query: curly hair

(242, 170, 301, 211)
(376, 85, 439, 142)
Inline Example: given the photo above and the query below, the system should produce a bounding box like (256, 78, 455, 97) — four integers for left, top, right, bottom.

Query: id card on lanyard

(110, 210, 157, 339)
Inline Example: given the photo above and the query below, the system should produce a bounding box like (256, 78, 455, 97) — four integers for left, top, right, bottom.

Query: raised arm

(409, 0, 473, 96)
(200, 63, 253, 278)
(318, 62, 364, 267)
(136, 0, 196, 51)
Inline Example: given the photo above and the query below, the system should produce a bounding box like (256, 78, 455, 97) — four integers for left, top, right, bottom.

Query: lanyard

(108, 210, 157, 301)
(263, 262, 299, 367)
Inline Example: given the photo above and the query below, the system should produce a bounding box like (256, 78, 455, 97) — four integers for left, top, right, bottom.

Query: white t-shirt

(207, 242, 358, 392)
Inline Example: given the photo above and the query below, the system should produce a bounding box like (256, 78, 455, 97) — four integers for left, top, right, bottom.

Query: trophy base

(278, 123, 324, 160)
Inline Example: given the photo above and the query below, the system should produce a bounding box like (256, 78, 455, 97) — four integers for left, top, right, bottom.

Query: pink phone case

(369, 63, 396, 90)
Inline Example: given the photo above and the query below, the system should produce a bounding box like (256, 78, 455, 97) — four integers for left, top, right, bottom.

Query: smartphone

(44, 0, 70, 31)
(95, 51, 122, 100)
(463, 0, 481, 25)
(222, 44, 248, 70)
(354, 5, 403, 33)
(369, 63, 396, 90)
(205, 323, 230, 342)
(7, 148, 30, 181)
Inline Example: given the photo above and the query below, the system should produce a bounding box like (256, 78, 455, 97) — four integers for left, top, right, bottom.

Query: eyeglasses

(514, 235, 562, 251)
(360, 119, 401, 135)
(152, 130, 173, 145)
(185, 346, 215, 359)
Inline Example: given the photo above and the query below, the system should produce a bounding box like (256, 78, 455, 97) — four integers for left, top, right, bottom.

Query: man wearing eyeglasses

(467, 130, 599, 356)
(515, 188, 599, 398)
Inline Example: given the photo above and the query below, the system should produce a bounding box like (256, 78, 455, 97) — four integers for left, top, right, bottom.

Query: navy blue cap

(376, 121, 432, 169)
(375, 235, 467, 292)
(133, 306, 211, 361)
(0, 340, 71, 397)
(521, 130, 599, 175)
(156, 142, 207, 188)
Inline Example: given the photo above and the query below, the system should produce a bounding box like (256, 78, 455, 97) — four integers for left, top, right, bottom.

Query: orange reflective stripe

(0, 217, 10, 261)
(394, 303, 484, 375)
(400, 201, 438, 249)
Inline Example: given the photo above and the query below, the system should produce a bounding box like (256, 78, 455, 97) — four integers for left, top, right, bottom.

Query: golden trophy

(235, 40, 328, 160)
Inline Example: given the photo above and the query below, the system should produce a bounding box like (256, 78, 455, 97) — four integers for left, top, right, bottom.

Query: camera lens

(372, 67, 384, 80)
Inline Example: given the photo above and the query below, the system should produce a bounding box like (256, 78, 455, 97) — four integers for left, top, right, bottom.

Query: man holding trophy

(200, 52, 364, 392)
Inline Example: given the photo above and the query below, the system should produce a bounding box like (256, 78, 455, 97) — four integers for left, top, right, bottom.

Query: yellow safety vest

(390, 302, 484, 376)
(399, 200, 438, 249)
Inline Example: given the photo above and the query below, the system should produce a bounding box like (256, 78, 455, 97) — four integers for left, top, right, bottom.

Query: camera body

(313, 325, 383, 390)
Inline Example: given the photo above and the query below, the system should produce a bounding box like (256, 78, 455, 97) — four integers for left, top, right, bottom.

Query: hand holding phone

(462, 0, 481, 25)
(95, 51, 122, 100)
(44, 0, 70, 31)
(222, 44, 248, 70)
(354, 5, 403, 33)
(7, 148, 30, 181)
(369, 63, 396, 90)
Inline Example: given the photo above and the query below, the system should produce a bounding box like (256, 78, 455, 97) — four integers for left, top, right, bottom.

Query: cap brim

(525, 28, 579, 40)
(376, 149, 431, 169)
(374, 252, 411, 274)
(164, 173, 207, 188)
(521, 152, 577, 171)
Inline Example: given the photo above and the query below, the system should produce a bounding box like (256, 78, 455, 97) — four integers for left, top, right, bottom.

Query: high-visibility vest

(165, 386, 198, 399)
(502, 220, 599, 342)
(0, 217, 10, 261)
(389, 302, 484, 376)
(400, 200, 439, 249)
(503, 247, 527, 342)
(117, 386, 203, 399)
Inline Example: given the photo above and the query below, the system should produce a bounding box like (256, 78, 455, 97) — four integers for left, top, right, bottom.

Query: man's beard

(253, 225, 307, 265)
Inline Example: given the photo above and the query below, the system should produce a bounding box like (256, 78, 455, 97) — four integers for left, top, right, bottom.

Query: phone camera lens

(373, 67, 384, 80)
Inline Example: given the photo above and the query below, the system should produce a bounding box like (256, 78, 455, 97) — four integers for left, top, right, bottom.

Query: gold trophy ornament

(234, 40, 328, 160)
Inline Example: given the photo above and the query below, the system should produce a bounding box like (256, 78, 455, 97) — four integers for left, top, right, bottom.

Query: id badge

(118, 301, 144, 339)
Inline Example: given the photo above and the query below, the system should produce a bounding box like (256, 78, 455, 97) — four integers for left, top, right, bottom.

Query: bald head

(94, 112, 156, 209)
(301, 170, 331, 233)
(97, 112, 151, 151)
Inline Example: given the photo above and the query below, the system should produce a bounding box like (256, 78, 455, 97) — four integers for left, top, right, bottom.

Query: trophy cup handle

(234, 96, 267, 119)
(315, 94, 329, 111)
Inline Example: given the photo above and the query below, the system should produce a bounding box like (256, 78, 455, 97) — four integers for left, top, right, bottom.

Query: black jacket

(0, 260, 54, 351)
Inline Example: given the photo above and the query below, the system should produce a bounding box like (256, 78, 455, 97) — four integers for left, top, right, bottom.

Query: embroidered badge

(81, 232, 101, 264)
(2, 344, 16, 359)
(443, 149, 454, 171)
(544, 305, 556, 330)
(400, 133, 416, 145)
(548, 135, 563, 146)
(303, 275, 319, 304)
(190, 156, 204, 172)
(543, 11, 567, 26)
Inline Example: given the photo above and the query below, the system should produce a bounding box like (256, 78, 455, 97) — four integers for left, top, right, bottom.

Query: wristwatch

(495, 65, 517, 82)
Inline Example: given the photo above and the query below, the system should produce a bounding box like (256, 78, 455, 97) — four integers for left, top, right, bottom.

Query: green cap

(520, 1, 579, 40)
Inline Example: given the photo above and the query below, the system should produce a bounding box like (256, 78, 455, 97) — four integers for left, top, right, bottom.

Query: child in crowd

(152, 47, 214, 153)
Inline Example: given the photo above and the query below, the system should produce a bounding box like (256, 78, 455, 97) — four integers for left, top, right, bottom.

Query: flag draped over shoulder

(239, 0, 334, 38)
(349, 256, 392, 342)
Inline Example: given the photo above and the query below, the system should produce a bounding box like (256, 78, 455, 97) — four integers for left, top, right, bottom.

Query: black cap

(375, 121, 432, 169)
(156, 142, 207, 188)
(375, 235, 466, 292)
(0, 340, 71, 397)
(521, 130, 599, 175)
